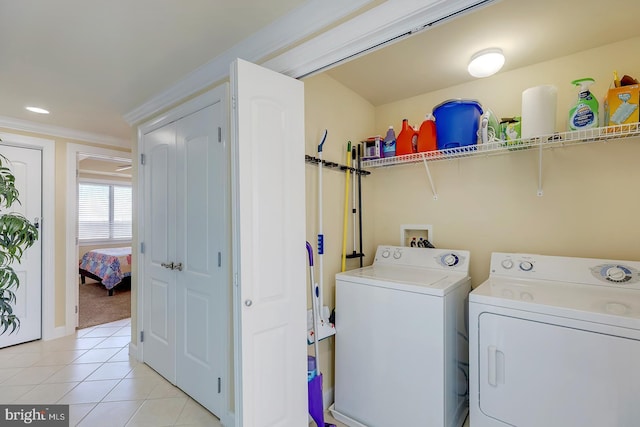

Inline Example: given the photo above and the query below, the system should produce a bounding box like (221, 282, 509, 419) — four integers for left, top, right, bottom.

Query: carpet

(78, 279, 131, 329)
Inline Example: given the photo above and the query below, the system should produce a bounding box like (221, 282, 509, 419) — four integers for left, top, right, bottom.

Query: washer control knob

(393, 250, 402, 259)
(381, 249, 390, 258)
(501, 259, 514, 269)
(443, 253, 459, 267)
(519, 261, 534, 271)
(606, 266, 626, 282)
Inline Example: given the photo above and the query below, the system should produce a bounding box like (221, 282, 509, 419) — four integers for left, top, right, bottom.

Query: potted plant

(0, 147, 39, 335)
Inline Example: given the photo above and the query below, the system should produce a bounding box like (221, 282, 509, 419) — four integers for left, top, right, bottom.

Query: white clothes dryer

(469, 253, 640, 427)
(330, 245, 471, 427)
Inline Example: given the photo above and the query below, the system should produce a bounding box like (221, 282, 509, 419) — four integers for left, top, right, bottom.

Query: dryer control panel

(490, 252, 640, 289)
(374, 245, 469, 272)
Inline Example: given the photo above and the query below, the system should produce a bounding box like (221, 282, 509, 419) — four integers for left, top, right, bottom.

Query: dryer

(330, 245, 471, 427)
(469, 253, 640, 427)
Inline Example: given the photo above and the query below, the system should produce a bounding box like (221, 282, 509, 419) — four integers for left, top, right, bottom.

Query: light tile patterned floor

(0, 319, 221, 427)
(0, 318, 471, 427)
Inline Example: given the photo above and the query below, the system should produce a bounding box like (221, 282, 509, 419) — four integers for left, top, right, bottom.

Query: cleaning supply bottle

(382, 126, 396, 157)
(569, 78, 599, 130)
(417, 114, 437, 152)
(395, 119, 414, 156)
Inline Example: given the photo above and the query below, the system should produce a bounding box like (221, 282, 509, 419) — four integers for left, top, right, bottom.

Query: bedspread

(79, 247, 132, 290)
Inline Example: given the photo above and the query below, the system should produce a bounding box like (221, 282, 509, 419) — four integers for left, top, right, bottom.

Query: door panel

(478, 313, 640, 427)
(143, 125, 177, 381)
(176, 100, 226, 415)
(232, 58, 307, 427)
(0, 145, 42, 348)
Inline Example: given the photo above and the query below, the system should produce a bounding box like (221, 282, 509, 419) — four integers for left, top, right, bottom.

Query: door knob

(244, 299, 253, 307)
(172, 262, 183, 271)
(161, 262, 174, 269)
(33, 217, 40, 229)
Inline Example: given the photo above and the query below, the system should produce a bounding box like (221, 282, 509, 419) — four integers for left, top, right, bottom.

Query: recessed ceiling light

(25, 106, 50, 114)
(467, 48, 505, 78)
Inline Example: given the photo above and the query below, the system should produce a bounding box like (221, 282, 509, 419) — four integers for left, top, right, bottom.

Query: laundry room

(301, 0, 640, 425)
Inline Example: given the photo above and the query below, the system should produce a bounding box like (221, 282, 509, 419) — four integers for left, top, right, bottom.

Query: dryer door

(478, 313, 640, 427)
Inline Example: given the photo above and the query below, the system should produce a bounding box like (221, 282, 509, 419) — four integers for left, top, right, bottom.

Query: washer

(469, 253, 640, 427)
(330, 245, 471, 427)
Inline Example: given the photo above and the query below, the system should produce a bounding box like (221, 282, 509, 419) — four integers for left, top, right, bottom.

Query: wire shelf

(361, 123, 640, 168)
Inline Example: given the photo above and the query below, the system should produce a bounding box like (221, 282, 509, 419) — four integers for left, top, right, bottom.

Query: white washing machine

(469, 253, 640, 427)
(330, 245, 471, 427)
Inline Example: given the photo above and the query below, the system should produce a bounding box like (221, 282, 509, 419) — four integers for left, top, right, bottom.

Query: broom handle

(341, 142, 351, 272)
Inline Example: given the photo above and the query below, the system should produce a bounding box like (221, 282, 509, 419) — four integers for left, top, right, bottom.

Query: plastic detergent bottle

(395, 119, 414, 156)
(382, 126, 396, 157)
(417, 114, 437, 152)
(569, 78, 599, 130)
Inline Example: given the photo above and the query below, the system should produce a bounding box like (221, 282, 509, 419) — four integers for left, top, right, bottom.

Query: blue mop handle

(317, 129, 327, 153)
(306, 241, 314, 266)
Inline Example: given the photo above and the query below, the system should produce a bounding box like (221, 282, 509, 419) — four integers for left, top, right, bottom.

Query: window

(78, 182, 132, 242)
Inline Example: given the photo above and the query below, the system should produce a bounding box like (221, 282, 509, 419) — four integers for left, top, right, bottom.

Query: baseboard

(129, 342, 139, 361)
(220, 411, 235, 427)
(42, 325, 69, 341)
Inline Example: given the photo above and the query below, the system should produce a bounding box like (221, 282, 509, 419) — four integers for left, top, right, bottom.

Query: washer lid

(336, 264, 469, 296)
(470, 277, 640, 330)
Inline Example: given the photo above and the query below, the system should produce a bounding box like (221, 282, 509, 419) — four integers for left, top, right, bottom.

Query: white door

(0, 145, 42, 348)
(231, 59, 307, 427)
(142, 88, 227, 415)
(478, 313, 640, 427)
(143, 122, 177, 381)
(175, 101, 227, 415)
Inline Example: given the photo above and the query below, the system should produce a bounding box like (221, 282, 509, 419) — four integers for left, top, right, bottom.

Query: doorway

(76, 155, 133, 329)
(65, 144, 132, 334)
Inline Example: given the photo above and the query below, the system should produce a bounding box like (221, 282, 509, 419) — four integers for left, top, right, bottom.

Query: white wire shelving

(361, 122, 640, 199)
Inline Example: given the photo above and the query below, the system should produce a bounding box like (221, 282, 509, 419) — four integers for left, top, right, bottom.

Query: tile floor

(0, 318, 221, 426)
(0, 319, 471, 427)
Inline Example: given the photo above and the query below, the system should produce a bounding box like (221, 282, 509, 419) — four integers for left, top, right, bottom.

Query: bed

(79, 247, 132, 296)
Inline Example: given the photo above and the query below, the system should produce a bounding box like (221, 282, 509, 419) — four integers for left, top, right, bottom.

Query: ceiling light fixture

(467, 48, 505, 78)
(26, 106, 50, 114)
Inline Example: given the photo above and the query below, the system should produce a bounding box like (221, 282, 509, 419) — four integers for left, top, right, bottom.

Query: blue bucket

(433, 99, 483, 150)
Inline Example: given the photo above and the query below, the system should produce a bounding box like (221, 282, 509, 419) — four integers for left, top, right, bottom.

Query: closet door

(142, 87, 228, 416)
(175, 99, 227, 415)
(142, 122, 178, 382)
(231, 58, 307, 427)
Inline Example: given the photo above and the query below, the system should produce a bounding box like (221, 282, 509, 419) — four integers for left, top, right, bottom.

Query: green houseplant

(0, 148, 39, 335)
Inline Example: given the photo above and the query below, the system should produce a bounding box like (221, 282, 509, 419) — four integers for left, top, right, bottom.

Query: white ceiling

(1, 0, 639, 147)
(325, 0, 640, 106)
(0, 0, 313, 143)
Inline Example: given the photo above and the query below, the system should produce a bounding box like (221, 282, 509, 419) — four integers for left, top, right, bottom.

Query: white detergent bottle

(568, 78, 599, 130)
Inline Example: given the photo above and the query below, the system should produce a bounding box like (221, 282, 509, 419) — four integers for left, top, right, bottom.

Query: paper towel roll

(521, 85, 557, 139)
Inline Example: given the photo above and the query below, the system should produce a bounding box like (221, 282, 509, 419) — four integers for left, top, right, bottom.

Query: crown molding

(124, 0, 374, 126)
(0, 115, 130, 148)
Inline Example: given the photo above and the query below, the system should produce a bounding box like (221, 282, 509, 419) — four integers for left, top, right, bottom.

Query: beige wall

(0, 127, 132, 327)
(373, 35, 640, 287)
(303, 35, 640, 393)
(302, 73, 377, 392)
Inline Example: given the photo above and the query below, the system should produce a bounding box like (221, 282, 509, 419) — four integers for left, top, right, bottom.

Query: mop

(345, 146, 363, 263)
(340, 142, 351, 272)
(306, 242, 336, 427)
(309, 130, 335, 345)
